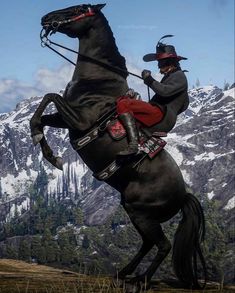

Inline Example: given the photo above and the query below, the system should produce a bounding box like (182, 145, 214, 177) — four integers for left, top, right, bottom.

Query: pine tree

(44, 241, 56, 263)
(41, 227, 57, 263)
(34, 164, 48, 196)
(6, 244, 18, 259)
(37, 246, 47, 264)
(35, 215, 44, 234)
(82, 234, 90, 249)
(203, 199, 227, 282)
(18, 239, 31, 261)
(31, 235, 42, 261)
(58, 231, 75, 264)
(42, 228, 53, 243)
(74, 208, 84, 226)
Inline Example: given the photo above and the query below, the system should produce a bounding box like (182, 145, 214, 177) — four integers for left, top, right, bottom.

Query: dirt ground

(0, 259, 234, 293)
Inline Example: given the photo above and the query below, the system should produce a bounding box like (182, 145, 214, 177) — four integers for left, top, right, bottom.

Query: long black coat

(144, 69, 189, 132)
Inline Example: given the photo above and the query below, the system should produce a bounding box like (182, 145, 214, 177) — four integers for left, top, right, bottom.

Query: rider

(117, 35, 189, 157)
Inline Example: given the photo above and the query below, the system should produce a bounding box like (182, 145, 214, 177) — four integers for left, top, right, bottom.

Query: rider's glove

(141, 70, 151, 79)
(126, 88, 142, 100)
(141, 70, 155, 86)
(126, 88, 135, 98)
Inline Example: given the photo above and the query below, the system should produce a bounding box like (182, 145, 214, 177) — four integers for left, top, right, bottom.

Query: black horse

(30, 3, 206, 289)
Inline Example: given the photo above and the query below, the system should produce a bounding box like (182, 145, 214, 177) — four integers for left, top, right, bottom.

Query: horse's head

(41, 3, 106, 38)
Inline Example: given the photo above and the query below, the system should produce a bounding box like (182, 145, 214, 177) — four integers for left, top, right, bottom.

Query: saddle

(71, 110, 167, 181)
(106, 118, 167, 158)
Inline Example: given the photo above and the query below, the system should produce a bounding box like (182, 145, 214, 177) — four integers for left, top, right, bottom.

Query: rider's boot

(117, 112, 139, 157)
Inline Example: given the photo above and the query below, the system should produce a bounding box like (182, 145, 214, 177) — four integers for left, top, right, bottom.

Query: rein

(40, 31, 143, 80)
(40, 29, 151, 101)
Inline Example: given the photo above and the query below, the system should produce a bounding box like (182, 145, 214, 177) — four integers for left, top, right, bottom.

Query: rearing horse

(30, 3, 206, 289)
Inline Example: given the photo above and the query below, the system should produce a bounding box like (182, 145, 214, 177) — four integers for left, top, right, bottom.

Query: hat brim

(143, 53, 157, 62)
(143, 53, 187, 62)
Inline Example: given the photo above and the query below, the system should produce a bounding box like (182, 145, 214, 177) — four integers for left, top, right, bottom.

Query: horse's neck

(72, 16, 128, 89)
(64, 16, 128, 131)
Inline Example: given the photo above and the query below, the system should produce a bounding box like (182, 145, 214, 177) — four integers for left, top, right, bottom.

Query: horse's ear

(93, 4, 106, 11)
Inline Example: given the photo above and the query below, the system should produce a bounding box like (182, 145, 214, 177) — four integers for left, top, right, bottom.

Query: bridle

(42, 8, 96, 37)
(40, 8, 151, 100)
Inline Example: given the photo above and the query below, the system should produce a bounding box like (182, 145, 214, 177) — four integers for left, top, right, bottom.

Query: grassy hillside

(0, 259, 234, 293)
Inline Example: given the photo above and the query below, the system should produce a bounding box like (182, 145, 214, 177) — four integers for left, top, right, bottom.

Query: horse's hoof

(55, 157, 63, 170)
(129, 275, 150, 291)
(111, 277, 125, 289)
(32, 134, 44, 145)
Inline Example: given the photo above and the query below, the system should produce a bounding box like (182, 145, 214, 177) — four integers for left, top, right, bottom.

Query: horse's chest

(63, 80, 82, 103)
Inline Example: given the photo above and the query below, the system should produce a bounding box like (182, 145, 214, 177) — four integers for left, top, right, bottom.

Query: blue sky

(0, 0, 234, 113)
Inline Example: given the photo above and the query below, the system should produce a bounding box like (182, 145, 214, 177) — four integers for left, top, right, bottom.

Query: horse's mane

(96, 13, 128, 78)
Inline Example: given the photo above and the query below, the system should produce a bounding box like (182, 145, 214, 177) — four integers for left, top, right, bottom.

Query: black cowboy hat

(143, 35, 187, 62)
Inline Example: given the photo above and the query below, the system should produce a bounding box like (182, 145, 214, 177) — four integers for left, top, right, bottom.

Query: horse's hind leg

(117, 236, 154, 279)
(115, 205, 156, 280)
(129, 214, 171, 284)
(142, 225, 171, 282)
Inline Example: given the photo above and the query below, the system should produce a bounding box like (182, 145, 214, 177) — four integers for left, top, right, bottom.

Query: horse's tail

(172, 192, 207, 289)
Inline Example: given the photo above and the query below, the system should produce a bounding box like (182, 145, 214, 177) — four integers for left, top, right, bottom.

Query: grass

(0, 259, 234, 293)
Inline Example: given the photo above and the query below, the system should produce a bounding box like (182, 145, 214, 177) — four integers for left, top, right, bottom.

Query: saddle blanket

(72, 116, 167, 181)
(107, 118, 167, 159)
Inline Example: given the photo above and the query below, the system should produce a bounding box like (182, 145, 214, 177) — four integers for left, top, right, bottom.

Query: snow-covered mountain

(0, 85, 234, 225)
(167, 86, 234, 209)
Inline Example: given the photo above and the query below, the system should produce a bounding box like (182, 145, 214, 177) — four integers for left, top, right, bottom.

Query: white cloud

(0, 79, 42, 113)
(0, 64, 74, 113)
(35, 64, 73, 92)
(0, 60, 163, 113)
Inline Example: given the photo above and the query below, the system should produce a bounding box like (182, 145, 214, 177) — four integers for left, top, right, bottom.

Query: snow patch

(1, 169, 37, 199)
(6, 197, 30, 221)
(184, 160, 196, 166)
(46, 159, 87, 195)
(195, 152, 217, 161)
(26, 155, 33, 167)
(224, 196, 235, 210)
(181, 169, 192, 186)
(14, 160, 19, 171)
(224, 88, 235, 99)
(165, 144, 184, 166)
(195, 151, 234, 161)
(207, 191, 215, 200)
(204, 143, 218, 148)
